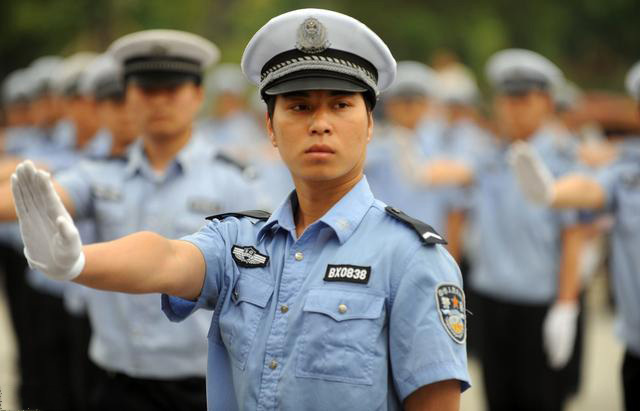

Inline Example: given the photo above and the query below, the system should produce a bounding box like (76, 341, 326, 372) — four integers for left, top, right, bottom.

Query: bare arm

(404, 380, 460, 411)
(556, 224, 589, 302)
(421, 160, 473, 187)
(550, 175, 606, 209)
(1, 157, 50, 182)
(78, 232, 206, 300)
(445, 210, 465, 263)
(0, 178, 76, 221)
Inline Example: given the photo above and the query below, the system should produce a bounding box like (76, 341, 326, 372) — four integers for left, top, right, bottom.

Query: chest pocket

(218, 274, 274, 370)
(93, 197, 127, 240)
(296, 288, 386, 385)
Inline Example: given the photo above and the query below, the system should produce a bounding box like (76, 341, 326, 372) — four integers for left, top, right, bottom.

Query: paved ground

(0, 271, 624, 411)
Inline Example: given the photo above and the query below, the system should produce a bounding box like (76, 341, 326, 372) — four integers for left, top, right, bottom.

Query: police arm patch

(231, 245, 269, 268)
(435, 283, 466, 344)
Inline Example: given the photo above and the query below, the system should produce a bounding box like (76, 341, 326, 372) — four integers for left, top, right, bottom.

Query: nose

(308, 106, 332, 136)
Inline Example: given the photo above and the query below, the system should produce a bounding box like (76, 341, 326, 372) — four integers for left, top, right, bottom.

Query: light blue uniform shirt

(163, 177, 470, 411)
(56, 135, 257, 378)
(468, 126, 578, 303)
(595, 137, 640, 355)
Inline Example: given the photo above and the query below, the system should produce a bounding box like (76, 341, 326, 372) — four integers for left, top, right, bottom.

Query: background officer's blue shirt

(56, 134, 258, 378)
(163, 177, 470, 411)
(467, 125, 579, 303)
(595, 137, 640, 356)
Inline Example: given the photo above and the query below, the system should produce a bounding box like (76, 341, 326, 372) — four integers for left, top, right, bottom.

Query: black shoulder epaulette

(385, 206, 447, 246)
(206, 210, 271, 221)
(214, 152, 247, 172)
(87, 154, 128, 162)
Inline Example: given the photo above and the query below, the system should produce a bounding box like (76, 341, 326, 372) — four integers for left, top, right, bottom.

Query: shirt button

(280, 305, 289, 314)
(338, 304, 348, 314)
(269, 360, 278, 369)
(294, 251, 304, 261)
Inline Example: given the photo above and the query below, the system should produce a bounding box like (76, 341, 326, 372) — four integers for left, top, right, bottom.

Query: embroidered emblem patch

(296, 17, 330, 54)
(323, 264, 371, 284)
(435, 283, 466, 344)
(232, 245, 269, 268)
(92, 185, 122, 202)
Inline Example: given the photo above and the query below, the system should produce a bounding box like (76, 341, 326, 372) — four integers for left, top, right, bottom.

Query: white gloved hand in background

(11, 160, 85, 281)
(543, 301, 579, 369)
(508, 141, 556, 204)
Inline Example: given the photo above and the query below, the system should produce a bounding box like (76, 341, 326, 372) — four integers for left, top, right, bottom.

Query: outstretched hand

(10, 160, 84, 281)
(508, 142, 555, 204)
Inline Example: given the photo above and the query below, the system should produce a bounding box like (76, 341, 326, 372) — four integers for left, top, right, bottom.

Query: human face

(97, 99, 138, 147)
(385, 96, 429, 130)
(494, 90, 553, 141)
(266, 90, 373, 184)
(66, 96, 100, 138)
(126, 82, 203, 140)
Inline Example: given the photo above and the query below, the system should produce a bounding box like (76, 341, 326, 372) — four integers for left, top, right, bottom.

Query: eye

(290, 103, 310, 112)
(334, 101, 351, 109)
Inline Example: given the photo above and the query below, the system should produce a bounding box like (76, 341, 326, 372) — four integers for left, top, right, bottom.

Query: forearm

(404, 380, 461, 411)
(77, 231, 205, 299)
(551, 175, 606, 209)
(1, 179, 76, 221)
(445, 210, 465, 263)
(556, 224, 587, 302)
(0, 181, 17, 221)
(0, 157, 23, 182)
(422, 160, 473, 186)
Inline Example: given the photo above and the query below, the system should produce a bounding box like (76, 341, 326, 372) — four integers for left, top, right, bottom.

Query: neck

(75, 125, 100, 149)
(292, 171, 363, 238)
(109, 136, 133, 157)
(143, 127, 192, 171)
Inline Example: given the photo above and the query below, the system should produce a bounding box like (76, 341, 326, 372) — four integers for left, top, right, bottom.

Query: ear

(366, 110, 374, 142)
(265, 112, 277, 147)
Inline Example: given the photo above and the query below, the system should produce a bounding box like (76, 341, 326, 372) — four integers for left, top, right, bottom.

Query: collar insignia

(232, 245, 269, 268)
(296, 17, 330, 54)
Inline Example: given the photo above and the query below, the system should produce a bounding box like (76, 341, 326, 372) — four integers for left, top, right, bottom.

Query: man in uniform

(509, 60, 640, 411)
(10, 9, 470, 410)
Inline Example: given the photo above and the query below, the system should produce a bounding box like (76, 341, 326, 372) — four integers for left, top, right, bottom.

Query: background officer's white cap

(79, 54, 124, 101)
(29, 56, 64, 98)
(108, 29, 219, 88)
(625, 60, 640, 101)
(436, 65, 479, 106)
(205, 63, 250, 96)
(2, 69, 33, 105)
(384, 61, 438, 99)
(486, 48, 563, 95)
(52, 52, 98, 97)
(241, 8, 396, 106)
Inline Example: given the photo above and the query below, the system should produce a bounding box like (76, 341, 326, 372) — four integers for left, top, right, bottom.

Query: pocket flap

(232, 275, 274, 308)
(303, 288, 385, 322)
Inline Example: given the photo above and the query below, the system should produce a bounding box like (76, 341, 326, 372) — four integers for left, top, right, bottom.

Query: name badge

(323, 264, 371, 285)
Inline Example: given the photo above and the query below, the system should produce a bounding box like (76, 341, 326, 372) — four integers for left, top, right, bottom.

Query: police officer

(11, 9, 470, 411)
(510, 60, 640, 411)
(2, 29, 258, 410)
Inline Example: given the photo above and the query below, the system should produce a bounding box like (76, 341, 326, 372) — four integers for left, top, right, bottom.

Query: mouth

(305, 144, 335, 154)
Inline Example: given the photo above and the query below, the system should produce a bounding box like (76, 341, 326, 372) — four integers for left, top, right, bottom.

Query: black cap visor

(263, 70, 368, 96)
(126, 72, 200, 91)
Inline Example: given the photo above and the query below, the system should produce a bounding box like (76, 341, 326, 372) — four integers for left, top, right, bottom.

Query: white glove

(508, 141, 555, 204)
(543, 301, 579, 369)
(10, 160, 85, 281)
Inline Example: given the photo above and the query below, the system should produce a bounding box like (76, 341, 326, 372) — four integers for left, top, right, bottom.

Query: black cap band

(124, 56, 202, 77)
(497, 77, 549, 95)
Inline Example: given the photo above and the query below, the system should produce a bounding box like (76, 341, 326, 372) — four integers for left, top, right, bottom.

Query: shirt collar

(257, 176, 375, 244)
(124, 132, 213, 179)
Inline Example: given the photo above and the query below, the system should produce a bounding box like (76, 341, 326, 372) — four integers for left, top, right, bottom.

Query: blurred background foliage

(1, 0, 639, 92)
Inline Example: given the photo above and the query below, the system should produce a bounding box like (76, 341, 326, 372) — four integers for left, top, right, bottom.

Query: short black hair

(265, 91, 373, 121)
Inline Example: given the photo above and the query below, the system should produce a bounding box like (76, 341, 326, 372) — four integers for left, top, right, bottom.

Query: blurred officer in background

(366, 61, 460, 239)
(510, 60, 640, 411)
(0, 29, 257, 410)
(10, 8, 470, 411)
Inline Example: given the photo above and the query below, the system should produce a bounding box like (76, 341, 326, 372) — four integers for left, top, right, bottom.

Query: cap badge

(296, 17, 330, 54)
(149, 44, 169, 56)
